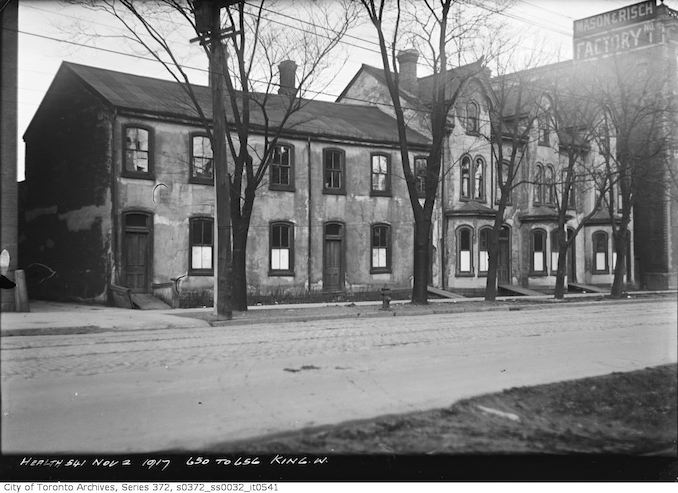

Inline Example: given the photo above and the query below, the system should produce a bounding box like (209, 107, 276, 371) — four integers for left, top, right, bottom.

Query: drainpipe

(307, 136, 312, 292)
(441, 128, 452, 290)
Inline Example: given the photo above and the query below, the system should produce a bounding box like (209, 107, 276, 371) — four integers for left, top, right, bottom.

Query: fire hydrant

(380, 285, 391, 310)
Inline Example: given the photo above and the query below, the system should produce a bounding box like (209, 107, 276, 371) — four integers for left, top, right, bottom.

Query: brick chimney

(397, 49, 419, 94)
(278, 60, 297, 96)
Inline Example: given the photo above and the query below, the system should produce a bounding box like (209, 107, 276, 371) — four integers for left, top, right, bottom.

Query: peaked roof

(337, 59, 487, 105)
(40, 62, 430, 147)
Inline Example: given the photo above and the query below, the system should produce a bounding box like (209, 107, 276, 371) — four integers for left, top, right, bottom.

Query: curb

(2, 293, 674, 337)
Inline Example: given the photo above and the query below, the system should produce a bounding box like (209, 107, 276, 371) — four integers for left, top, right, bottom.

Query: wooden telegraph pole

(193, 0, 239, 320)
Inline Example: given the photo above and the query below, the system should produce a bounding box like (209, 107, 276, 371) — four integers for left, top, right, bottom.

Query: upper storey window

(371, 153, 391, 196)
(414, 157, 427, 198)
(123, 126, 153, 178)
(270, 144, 294, 191)
(465, 100, 480, 134)
(190, 134, 213, 184)
(323, 148, 345, 194)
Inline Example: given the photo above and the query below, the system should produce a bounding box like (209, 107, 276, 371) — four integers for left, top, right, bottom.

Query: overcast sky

(15, 0, 677, 180)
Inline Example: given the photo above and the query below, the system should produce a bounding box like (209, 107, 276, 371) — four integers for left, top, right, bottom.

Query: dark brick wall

(21, 68, 113, 302)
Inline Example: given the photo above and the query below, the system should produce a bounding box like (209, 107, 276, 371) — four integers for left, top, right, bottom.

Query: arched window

(270, 143, 295, 191)
(473, 156, 485, 201)
(479, 227, 491, 274)
(593, 231, 608, 273)
(414, 156, 427, 198)
(371, 223, 391, 273)
(538, 115, 550, 146)
(189, 217, 214, 274)
(531, 228, 546, 274)
(496, 160, 511, 205)
(534, 164, 544, 204)
(457, 226, 473, 275)
(545, 165, 555, 205)
(270, 221, 295, 275)
(466, 100, 479, 133)
(460, 155, 471, 199)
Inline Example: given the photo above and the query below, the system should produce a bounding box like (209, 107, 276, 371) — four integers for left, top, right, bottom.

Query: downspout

(307, 136, 312, 293)
(441, 128, 452, 290)
(109, 109, 119, 292)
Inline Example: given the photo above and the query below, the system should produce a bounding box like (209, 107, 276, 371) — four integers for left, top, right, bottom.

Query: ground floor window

(531, 229, 546, 274)
(189, 217, 213, 274)
(479, 227, 490, 274)
(270, 222, 294, 275)
(371, 224, 391, 273)
(457, 226, 473, 274)
(593, 230, 608, 273)
(551, 229, 561, 274)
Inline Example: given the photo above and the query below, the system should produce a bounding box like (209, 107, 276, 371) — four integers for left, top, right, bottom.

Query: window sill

(269, 270, 295, 277)
(455, 272, 475, 277)
(370, 190, 392, 197)
(323, 189, 346, 196)
(189, 177, 214, 186)
(370, 268, 391, 275)
(269, 185, 295, 192)
(529, 271, 547, 277)
(189, 270, 214, 277)
(592, 269, 609, 275)
(121, 172, 155, 181)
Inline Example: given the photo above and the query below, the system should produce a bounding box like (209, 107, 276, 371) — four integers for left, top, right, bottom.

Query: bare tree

(582, 56, 675, 297)
(480, 66, 536, 301)
(72, 0, 354, 313)
(546, 80, 611, 300)
(359, 0, 488, 304)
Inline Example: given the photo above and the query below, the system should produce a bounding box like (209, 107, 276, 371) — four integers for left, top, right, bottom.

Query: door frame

(497, 224, 511, 284)
(323, 221, 345, 292)
(121, 210, 153, 293)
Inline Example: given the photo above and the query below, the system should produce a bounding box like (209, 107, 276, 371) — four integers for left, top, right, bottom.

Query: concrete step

(568, 282, 609, 294)
(498, 284, 545, 296)
(130, 293, 172, 310)
(427, 285, 466, 299)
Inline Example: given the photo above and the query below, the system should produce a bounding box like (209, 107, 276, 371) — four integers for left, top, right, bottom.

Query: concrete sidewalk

(1, 290, 675, 337)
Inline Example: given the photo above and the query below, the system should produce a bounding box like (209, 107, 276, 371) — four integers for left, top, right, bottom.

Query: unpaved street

(1, 299, 676, 453)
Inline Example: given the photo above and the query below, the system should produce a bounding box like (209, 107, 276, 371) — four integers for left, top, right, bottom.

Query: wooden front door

(497, 226, 510, 284)
(123, 212, 151, 293)
(323, 222, 344, 292)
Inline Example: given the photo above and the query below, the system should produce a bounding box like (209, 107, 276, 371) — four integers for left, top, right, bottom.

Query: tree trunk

(230, 216, 250, 311)
(412, 219, 431, 304)
(484, 230, 499, 301)
(554, 241, 568, 300)
(611, 225, 628, 298)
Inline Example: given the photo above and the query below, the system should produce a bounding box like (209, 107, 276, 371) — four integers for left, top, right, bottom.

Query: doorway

(323, 222, 344, 292)
(497, 225, 511, 284)
(123, 212, 152, 293)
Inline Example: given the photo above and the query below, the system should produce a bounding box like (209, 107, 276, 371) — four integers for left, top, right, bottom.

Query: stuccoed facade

(21, 62, 430, 306)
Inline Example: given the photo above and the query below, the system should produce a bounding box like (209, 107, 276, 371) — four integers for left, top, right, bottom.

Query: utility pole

(193, 0, 238, 320)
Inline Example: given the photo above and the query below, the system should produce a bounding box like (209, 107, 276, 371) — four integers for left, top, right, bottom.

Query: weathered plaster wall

(113, 114, 421, 304)
(22, 71, 113, 302)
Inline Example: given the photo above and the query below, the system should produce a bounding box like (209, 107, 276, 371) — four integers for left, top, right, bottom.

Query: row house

(337, 50, 631, 295)
(21, 62, 430, 306)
